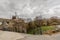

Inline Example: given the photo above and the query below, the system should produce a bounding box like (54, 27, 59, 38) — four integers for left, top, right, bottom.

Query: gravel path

(20, 33, 60, 40)
(0, 31, 60, 40)
(0, 31, 26, 40)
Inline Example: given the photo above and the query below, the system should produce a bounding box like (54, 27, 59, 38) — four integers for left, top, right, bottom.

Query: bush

(27, 26, 55, 34)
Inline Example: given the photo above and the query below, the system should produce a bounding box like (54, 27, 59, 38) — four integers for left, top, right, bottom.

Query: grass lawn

(27, 26, 55, 34)
(42, 26, 55, 32)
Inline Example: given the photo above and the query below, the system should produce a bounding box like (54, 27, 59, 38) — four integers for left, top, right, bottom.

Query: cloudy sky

(0, 0, 60, 19)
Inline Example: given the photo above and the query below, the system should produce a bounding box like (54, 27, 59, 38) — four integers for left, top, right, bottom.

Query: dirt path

(19, 33, 60, 40)
(0, 31, 60, 40)
(0, 31, 26, 40)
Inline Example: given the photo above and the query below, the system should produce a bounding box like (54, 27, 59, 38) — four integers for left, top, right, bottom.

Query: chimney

(12, 16, 16, 19)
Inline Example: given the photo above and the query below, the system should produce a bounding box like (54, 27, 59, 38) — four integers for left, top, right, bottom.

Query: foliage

(41, 26, 55, 32)
(1, 16, 60, 34)
(27, 26, 55, 34)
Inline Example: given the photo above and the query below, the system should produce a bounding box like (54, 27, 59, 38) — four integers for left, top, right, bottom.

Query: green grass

(42, 26, 55, 32)
(27, 26, 55, 34)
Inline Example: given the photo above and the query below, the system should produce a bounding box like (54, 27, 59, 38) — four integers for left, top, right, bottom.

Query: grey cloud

(0, 0, 60, 19)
